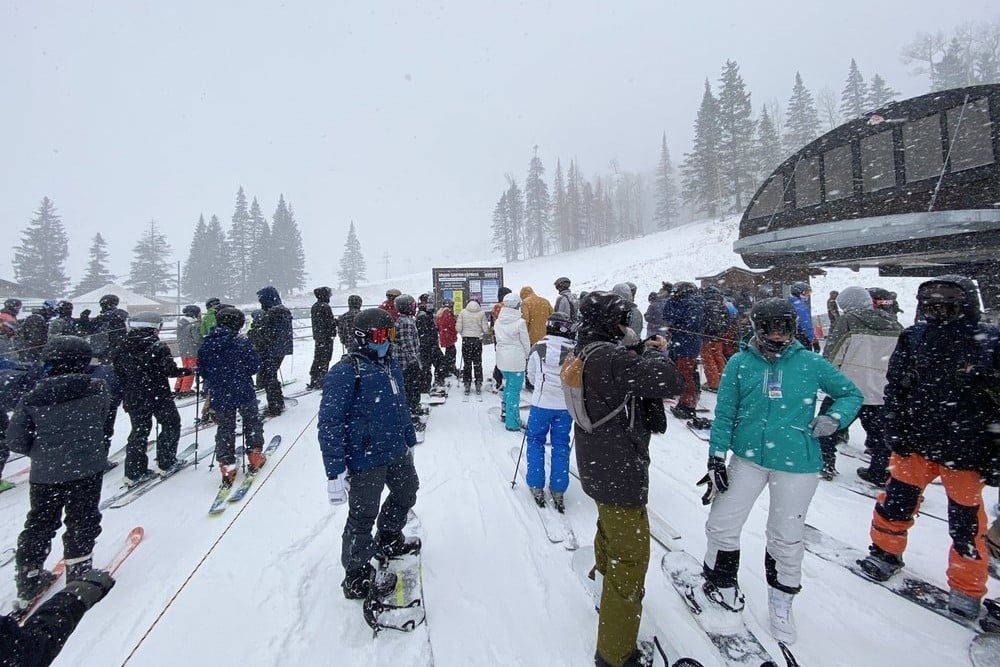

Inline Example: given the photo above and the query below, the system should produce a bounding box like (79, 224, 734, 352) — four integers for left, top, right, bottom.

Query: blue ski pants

(525, 406, 572, 493)
(500, 371, 524, 430)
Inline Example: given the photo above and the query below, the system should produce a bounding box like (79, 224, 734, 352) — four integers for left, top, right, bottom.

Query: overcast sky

(2, 1, 997, 289)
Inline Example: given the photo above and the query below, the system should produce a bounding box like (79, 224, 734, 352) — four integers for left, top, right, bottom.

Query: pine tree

(653, 133, 679, 229)
(247, 197, 272, 290)
(566, 160, 583, 250)
(681, 80, 723, 218)
(866, 74, 899, 110)
(270, 196, 306, 296)
(182, 215, 212, 301)
(13, 197, 70, 297)
(552, 160, 568, 252)
(126, 220, 174, 297)
(203, 214, 232, 300)
(754, 106, 784, 181)
(505, 177, 525, 261)
(784, 72, 821, 153)
(523, 147, 551, 258)
(717, 60, 757, 211)
(73, 233, 114, 296)
(228, 186, 252, 299)
(338, 220, 367, 289)
(933, 36, 970, 90)
(839, 59, 869, 121)
(490, 191, 513, 261)
(580, 180, 596, 245)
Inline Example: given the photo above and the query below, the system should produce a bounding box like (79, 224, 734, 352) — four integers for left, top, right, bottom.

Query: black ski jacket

(113, 329, 183, 412)
(311, 300, 337, 344)
(0, 588, 91, 667)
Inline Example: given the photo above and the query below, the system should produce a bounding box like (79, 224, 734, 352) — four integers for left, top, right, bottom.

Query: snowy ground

(1, 216, 991, 666)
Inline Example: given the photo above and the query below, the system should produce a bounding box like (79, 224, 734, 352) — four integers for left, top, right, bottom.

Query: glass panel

(748, 175, 785, 219)
(947, 98, 994, 172)
(794, 156, 821, 207)
(861, 130, 894, 192)
(823, 144, 854, 201)
(903, 113, 943, 182)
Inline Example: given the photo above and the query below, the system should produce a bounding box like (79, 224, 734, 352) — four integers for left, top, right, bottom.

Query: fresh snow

(0, 215, 988, 666)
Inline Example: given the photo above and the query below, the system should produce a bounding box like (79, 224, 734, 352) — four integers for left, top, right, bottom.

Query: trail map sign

(432, 267, 504, 312)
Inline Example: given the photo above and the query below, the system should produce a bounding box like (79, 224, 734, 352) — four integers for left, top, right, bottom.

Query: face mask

(368, 340, 390, 357)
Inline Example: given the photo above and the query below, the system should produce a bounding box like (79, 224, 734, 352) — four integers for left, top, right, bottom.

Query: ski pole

(194, 371, 200, 468)
(510, 428, 528, 489)
(241, 429, 247, 474)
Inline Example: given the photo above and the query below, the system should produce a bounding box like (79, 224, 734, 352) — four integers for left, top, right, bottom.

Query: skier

(0, 298, 20, 340)
(699, 286, 731, 393)
(46, 301, 78, 339)
(255, 286, 293, 417)
(857, 276, 1000, 621)
(697, 298, 862, 644)
(819, 286, 902, 484)
(573, 292, 683, 667)
(524, 312, 575, 510)
(455, 298, 490, 395)
(174, 305, 202, 397)
(519, 286, 553, 345)
(8, 336, 111, 612)
(199, 297, 222, 338)
(435, 298, 458, 381)
(113, 312, 191, 486)
(662, 282, 705, 419)
(18, 301, 57, 363)
(308, 287, 338, 391)
(337, 295, 363, 352)
(318, 308, 420, 599)
(379, 288, 402, 321)
(553, 277, 579, 321)
(494, 293, 531, 431)
(788, 282, 820, 352)
(198, 308, 266, 486)
(92, 294, 130, 364)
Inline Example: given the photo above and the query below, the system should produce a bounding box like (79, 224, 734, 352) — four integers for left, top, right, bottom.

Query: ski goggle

(918, 284, 964, 322)
(367, 327, 396, 344)
(754, 316, 795, 336)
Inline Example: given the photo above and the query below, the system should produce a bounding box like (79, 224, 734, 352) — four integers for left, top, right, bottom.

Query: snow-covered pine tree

(565, 160, 582, 250)
(126, 220, 173, 297)
(73, 233, 114, 296)
(248, 197, 273, 291)
(270, 196, 306, 297)
(490, 191, 513, 262)
(506, 176, 525, 261)
(900, 31, 947, 91)
(523, 147, 551, 259)
(717, 60, 757, 212)
(933, 36, 972, 91)
(867, 74, 899, 110)
(338, 220, 367, 290)
(552, 160, 568, 252)
(228, 187, 252, 300)
(840, 59, 869, 122)
(681, 79, 723, 219)
(204, 214, 232, 300)
(653, 133, 679, 230)
(182, 215, 212, 301)
(816, 86, 840, 133)
(784, 72, 821, 154)
(754, 106, 784, 182)
(580, 180, 595, 246)
(13, 197, 70, 297)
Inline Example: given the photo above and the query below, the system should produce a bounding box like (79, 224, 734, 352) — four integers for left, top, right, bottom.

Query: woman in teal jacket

(696, 298, 862, 645)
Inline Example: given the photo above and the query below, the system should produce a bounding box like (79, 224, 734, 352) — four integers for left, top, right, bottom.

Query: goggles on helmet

(363, 326, 396, 344)
(754, 316, 795, 337)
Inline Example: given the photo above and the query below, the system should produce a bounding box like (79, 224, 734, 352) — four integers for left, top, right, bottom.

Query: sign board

(432, 267, 505, 312)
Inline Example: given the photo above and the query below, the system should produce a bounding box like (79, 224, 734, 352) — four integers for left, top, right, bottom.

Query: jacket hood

(124, 328, 158, 350)
(24, 373, 94, 407)
(836, 286, 874, 312)
(519, 286, 536, 299)
(612, 283, 634, 303)
(347, 295, 363, 309)
(919, 275, 981, 322)
(257, 286, 282, 309)
(463, 301, 482, 313)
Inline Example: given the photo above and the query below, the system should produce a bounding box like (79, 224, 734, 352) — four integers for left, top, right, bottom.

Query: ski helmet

(554, 277, 571, 291)
(749, 298, 798, 354)
(56, 301, 73, 317)
(789, 281, 811, 297)
(129, 311, 163, 330)
(353, 308, 395, 343)
(394, 294, 417, 316)
(347, 294, 363, 309)
(3, 298, 21, 311)
(314, 286, 332, 301)
(99, 294, 120, 310)
(917, 275, 977, 323)
(672, 282, 697, 298)
(546, 312, 574, 338)
(43, 335, 93, 373)
(385, 288, 402, 299)
(579, 291, 630, 341)
(182, 304, 201, 318)
(216, 307, 245, 331)
(205, 297, 221, 310)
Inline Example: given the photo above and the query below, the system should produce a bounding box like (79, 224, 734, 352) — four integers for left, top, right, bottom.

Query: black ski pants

(341, 452, 419, 576)
(259, 355, 285, 413)
(17, 473, 103, 568)
(125, 399, 180, 479)
(214, 402, 265, 466)
(0, 410, 8, 478)
(310, 339, 333, 388)
(461, 337, 484, 386)
(419, 345, 444, 392)
(441, 345, 457, 379)
(402, 364, 422, 414)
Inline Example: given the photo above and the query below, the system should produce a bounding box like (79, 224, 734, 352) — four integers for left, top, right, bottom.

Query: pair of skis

(208, 435, 282, 514)
(508, 446, 577, 549)
(99, 442, 202, 510)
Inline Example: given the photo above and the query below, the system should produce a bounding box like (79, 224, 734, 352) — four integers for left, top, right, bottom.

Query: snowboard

(685, 419, 713, 442)
(508, 447, 577, 550)
(660, 549, 779, 666)
(801, 523, 1000, 633)
(831, 476, 948, 523)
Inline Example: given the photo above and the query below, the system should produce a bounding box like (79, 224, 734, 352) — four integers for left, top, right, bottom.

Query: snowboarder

(308, 287, 338, 391)
(198, 308, 266, 486)
(435, 298, 458, 381)
(553, 277, 579, 321)
(174, 305, 202, 397)
(318, 308, 420, 599)
(455, 298, 490, 395)
(662, 282, 705, 419)
(572, 292, 684, 667)
(392, 294, 423, 418)
(494, 293, 531, 431)
(697, 298, 862, 644)
(8, 336, 111, 611)
(113, 312, 191, 486)
(255, 286, 293, 417)
(338, 295, 363, 352)
(858, 276, 1000, 622)
(788, 282, 820, 352)
(524, 312, 575, 510)
(415, 296, 443, 391)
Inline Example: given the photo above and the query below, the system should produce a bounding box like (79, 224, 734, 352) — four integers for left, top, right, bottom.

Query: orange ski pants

(870, 452, 989, 599)
(700, 340, 726, 390)
(175, 357, 197, 393)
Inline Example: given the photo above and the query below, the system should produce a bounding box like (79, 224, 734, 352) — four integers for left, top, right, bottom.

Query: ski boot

(857, 545, 904, 581)
(475, 381, 482, 396)
(856, 466, 888, 487)
(376, 530, 422, 561)
(670, 405, 696, 420)
(159, 459, 186, 478)
(530, 487, 545, 508)
(220, 464, 238, 488)
(948, 589, 981, 620)
(463, 383, 471, 396)
(342, 564, 397, 600)
(65, 554, 93, 582)
(247, 448, 267, 473)
(550, 491, 566, 513)
(124, 469, 156, 488)
(14, 565, 57, 613)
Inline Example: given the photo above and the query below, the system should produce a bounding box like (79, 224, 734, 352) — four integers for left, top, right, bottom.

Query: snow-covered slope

(0, 216, 987, 666)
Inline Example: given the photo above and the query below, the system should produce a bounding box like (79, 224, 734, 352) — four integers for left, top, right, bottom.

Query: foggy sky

(1, 1, 996, 290)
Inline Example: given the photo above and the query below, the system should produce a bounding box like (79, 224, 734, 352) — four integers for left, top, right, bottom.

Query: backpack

(559, 341, 634, 433)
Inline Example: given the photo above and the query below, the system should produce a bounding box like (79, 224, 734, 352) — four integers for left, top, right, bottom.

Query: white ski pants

(704, 455, 819, 590)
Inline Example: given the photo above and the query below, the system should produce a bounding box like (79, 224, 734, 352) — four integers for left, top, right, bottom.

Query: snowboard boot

(702, 579, 745, 612)
(14, 565, 57, 607)
(247, 448, 266, 474)
(670, 405, 696, 420)
(530, 487, 545, 508)
(857, 545, 904, 581)
(595, 641, 655, 667)
(376, 531, 422, 561)
(124, 469, 156, 488)
(65, 554, 93, 582)
(342, 564, 397, 600)
(475, 382, 482, 395)
(220, 464, 238, 488)
(550, 491, 566, 513)
(820, 450, 839, 480)
(463, 383, 471, 396)
(767, 586, 797, 644)
(856, 466, 888, 487)
(948, 589, 981, 620)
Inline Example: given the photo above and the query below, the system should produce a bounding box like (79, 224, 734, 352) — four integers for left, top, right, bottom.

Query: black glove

(79, 309, 91, 320)
(63, 569, 115, 611)
(811, 340, 821, 353)
(697, 456, 729, 505)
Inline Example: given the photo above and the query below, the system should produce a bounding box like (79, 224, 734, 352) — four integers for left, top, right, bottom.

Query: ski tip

(127, 527, 144, 543)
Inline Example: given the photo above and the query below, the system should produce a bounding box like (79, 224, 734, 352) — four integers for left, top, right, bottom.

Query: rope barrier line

(120, 407, 320, 666)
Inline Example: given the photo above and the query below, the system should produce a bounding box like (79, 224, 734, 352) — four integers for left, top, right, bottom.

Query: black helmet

(347, 294, 363, 309)
(4, 298, 22, 311)
(497, 286, 512, 301)
(129, 311, 163, 330)
(546, 312, 574, 338)
(554, 277, 571, 291)
(99, 294, 120, 310)
(917, 275, 978, 323)
(394, 294, 417, 316)
(790, 281, 811, 297)
(43, 335, 93, 373)
(579, 291, 630, 341)
(56, 300, 73, 317)
(749, 298, 798, 354)
(314, 286, 332, 301)
(216, 307, 245, 331)
(182, 304, 201, 318)
(672, 282, 697, 298)
(353, 308, 395, 342)
(205, 297, 221, 310)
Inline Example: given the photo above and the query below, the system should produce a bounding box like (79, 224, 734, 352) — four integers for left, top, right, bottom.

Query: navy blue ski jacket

(317, 351, 417, 480)
(197, 328, 261, 411)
